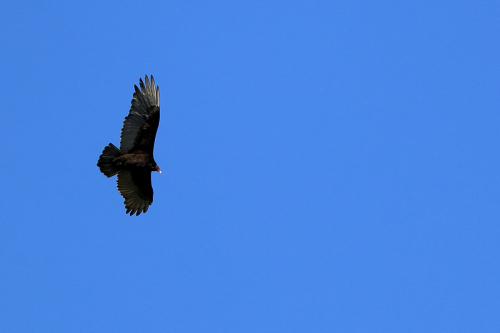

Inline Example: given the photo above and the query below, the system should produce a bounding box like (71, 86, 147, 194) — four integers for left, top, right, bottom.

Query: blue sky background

(1, 1, 499, 332)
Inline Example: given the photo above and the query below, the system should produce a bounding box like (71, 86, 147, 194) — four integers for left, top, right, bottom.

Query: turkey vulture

(97, 75, 161, 216)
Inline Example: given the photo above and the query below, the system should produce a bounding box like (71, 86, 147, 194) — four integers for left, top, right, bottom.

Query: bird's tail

(97, 143, 123, 177)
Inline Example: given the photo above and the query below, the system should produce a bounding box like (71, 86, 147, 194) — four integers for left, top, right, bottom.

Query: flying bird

(97, 75, 161, 216)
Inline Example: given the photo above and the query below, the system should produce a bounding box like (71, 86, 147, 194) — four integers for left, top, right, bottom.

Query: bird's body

(97, 76, 161, 216)
(113, 152, 155, 170)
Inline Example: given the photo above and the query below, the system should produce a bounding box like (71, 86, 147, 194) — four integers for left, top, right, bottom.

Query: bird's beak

(156, 166, 162, 173)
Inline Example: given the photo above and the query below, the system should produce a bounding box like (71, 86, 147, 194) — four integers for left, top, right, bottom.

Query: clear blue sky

(1, 1, 499, 332)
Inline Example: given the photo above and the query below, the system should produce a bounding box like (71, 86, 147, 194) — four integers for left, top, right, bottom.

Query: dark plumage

(97, 76, 161, 216)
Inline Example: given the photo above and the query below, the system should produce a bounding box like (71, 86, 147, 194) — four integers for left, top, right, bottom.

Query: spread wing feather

(120, 75, 160, 154)
(117, 170, 153, 216)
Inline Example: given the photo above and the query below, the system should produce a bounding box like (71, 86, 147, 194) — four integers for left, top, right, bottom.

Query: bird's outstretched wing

(116, 170, 153, 216)
(120, 75, 160, 154)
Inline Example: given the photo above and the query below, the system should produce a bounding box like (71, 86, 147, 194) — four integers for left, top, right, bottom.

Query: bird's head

(149, 161, 161, 173)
